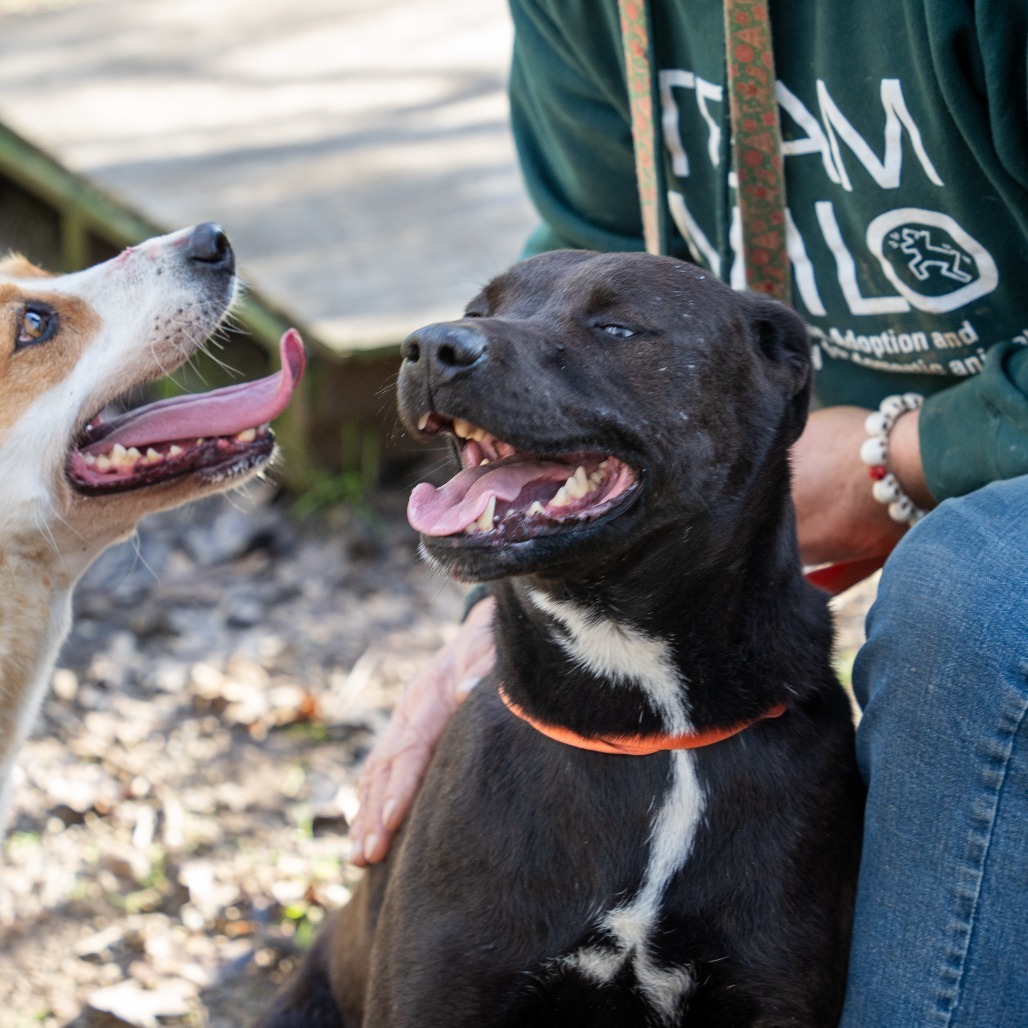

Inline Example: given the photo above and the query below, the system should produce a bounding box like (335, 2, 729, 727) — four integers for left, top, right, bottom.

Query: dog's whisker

(34, 507, 69, 567)
(124, 529, 161, 585)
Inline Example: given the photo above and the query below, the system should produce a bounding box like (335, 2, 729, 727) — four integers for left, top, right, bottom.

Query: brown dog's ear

(0, 254, 51, 279)
(746, 296, 813, 446)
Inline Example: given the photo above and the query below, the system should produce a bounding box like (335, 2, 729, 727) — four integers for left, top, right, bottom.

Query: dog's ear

(745, 296, 812, 446)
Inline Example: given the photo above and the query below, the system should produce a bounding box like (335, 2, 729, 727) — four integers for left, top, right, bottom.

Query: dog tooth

(83, 452, 96, 465)
(145, 448, 161, 463)
(475, 495, 497, 531)
(126, 447, 142, 460)
(236, 427, 257, 443)
(549, 485, 572, 507)
(417, 414, 430, 432)
(95, 455, 111, 472)
(563, 468, 588, 500)
(574, 465, 590, 494)
(453, 418, 473, 439)
(169, 445, 183, 457)
(528, 501, 545, 516)
(479, 458, 490, 466)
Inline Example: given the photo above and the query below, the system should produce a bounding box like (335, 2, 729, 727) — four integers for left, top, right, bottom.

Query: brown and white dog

(0, 222, 304, 833)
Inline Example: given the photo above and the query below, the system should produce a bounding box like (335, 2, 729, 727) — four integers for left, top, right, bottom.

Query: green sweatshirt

(508, 0, 1028, 500)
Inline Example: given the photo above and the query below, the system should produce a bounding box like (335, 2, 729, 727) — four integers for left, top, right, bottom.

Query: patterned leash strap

(724, 0, 791, 304)
(617, 0, 662, 256)
(617, 0, 792, 306)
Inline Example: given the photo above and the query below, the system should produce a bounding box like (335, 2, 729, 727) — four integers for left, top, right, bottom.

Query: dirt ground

(0, 478, 875, 1027)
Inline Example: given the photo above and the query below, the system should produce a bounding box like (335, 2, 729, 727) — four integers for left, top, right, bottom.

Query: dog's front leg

(253, 919, 348, 1028)
(255, 865, 385, 1027)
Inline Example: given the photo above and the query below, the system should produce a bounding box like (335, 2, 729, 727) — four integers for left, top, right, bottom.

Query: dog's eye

(16, 306, 56, 349)
(599, 324, 635, 339)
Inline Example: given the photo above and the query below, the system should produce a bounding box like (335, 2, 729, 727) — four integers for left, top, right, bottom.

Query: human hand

(349, 595, 496, 866)
(790, 405, 933, 568)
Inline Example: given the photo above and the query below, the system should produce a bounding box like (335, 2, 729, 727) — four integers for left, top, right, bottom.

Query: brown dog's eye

(16, 306, 56, 349)
(600, 324, 635, 339)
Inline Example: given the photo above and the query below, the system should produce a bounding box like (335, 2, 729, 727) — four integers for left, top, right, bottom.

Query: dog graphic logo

(883, 222, 977, 296)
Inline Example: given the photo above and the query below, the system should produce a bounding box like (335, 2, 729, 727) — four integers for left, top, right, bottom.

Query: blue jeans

(840, 475, 1028, 1026)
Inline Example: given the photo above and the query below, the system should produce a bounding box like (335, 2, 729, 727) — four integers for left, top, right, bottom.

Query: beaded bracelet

(859, 393, 927, 526)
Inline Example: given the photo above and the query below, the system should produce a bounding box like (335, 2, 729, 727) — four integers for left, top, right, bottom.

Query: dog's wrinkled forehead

(470, 250, 739, 325)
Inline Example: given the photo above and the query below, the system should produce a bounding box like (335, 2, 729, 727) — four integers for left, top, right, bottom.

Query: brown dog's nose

(185, 222, 235, 274)
(401, 323, 488, 381)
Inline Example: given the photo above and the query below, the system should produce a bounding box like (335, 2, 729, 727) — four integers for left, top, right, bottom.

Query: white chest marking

(526, 591, 702, 1019)
(564, 750, 705, 1022)
(527, 589, 692, 733)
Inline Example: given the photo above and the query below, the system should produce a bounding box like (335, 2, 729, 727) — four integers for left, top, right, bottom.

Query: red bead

(868, 465, 887, 481)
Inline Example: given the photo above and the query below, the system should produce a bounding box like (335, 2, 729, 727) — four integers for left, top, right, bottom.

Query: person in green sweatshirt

(351, 1, 1028, 1023)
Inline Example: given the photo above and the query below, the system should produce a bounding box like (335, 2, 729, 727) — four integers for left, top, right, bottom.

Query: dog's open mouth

(407, 415, 640, 542)
(67, 330, 305, 495)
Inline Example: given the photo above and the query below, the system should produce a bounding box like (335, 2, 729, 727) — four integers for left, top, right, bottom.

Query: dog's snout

(185, 222, 235, 274)
(402, 323, 488, 378)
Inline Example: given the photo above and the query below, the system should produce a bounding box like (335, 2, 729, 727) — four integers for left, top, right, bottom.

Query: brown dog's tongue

(408, 459, 569, 537)
(81, 330, 305, 454)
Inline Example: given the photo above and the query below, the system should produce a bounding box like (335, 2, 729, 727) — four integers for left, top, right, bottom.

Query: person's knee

(868, 477, 1026, 671)
(852, 477, 1028, 773)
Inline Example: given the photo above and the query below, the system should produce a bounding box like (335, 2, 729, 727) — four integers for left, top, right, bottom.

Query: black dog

(258, 251, 864, 1027)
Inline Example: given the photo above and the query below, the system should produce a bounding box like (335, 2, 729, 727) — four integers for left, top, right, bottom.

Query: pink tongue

(83, 329, 305, 453)
(408, 458, 570, 536)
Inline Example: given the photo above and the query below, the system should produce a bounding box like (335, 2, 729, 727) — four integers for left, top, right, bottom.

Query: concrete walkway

(0, 0, 536, 356)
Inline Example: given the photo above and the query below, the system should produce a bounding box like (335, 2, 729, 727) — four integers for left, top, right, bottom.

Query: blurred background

(0, 0, 537, 490)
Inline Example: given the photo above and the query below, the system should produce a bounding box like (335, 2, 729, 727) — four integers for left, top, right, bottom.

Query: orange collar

(498, 686, 787, 756)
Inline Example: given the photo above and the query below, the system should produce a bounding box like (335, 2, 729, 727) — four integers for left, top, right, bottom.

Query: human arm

(508, 0, 646, 256)
(349, 595, 496, 866)
(792, 405, 932, 568)
(919, 341, 1028, 500)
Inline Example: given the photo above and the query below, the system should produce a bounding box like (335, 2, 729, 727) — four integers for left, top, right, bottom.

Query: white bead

(860, 436, 888, 466)
(864, 411, 889, 435)
(863, 392, 926, 526)
(880, 395, 907, 419)
(888, 495, 915, 523)
(872, 474, 902, 503)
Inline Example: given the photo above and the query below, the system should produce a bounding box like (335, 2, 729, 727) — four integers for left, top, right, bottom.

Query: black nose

(401, 323, 488, 380)
(185, 222, 234, 273)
